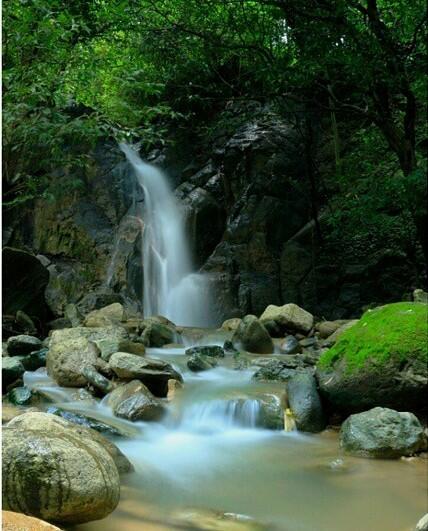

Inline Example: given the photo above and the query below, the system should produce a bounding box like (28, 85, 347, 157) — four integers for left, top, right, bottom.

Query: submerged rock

(3, 413, 120, 523)
(340, 407, 426, 458)
(185, 345, 225, 358)
(260, 303, 314, 334)
(286, 373, 326, 433)
(232, 315, 273, 354)
(317, 303, 428, 414)
(109, 352, 182, 396)
(7, 335, 42, 356)
(187, 353, 218, 372)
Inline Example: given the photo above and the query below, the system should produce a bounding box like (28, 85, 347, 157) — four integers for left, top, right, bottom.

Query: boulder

(221, 318, 242, 331)
(3, 414, 120, 523)
(8, 412, 132, 474)
(167, 378, 183, 400)
(107, 380, 165, 421)
(82, 366, 115, 395)
(117, 339, 146, 356)
(84, 303, 125, 327)
(7, 386, 33, 406)
(321, 319, 359, 346)
(140, 321, 176, 347)
(317, 303, 428, 413)
(279, 335, 301, 355)
(316, 320, 344, 339)
(187, 353, 218, 372)
(286, 373, 326, 433)
(413, 289, 428, 304)
(340, 407, 426, 458)
(260, 303, 314, 334)
(6, 335, 42, 356)
(64, 303, 84, 327)
(2, 511, 61, 531)
(232, 315, 273, 354)
(257, 394, 284, 430)
(109, 352, 182, 396)
(2, 247, 50, 328)
(21, 348, 48, 371)
(47, 335, 100, 387)
(185, 345, 225, 358)
(46, 325, 128, 361)
(2, 357, 25, 388)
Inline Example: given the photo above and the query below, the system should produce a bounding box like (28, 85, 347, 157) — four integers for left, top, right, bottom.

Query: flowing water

(25, 342, 427, 531)
(117, 144, 213, 327)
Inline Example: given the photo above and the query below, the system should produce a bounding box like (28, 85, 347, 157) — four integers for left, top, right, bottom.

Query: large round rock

(232, 315, 273, 354)
(317, 303, 428, 414)
(2, 414, 121, 524)
(340, 407, 426, 458)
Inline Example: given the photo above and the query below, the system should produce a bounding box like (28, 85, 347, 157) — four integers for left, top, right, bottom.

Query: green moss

(318, 302, 428, 373)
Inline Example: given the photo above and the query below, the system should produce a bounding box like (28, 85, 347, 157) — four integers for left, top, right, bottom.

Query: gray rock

(260, 303, 314, 334)
(232, 315, 273, 354)
(15, 310, 37, 335)
(107, 380, 166, 422)
(47, 336, 100, 387)
(140, 321, 176, 347)
(64, 303, 84, 327)
(7, 335, 42, 356)
(3, 414, 120, 523)
(280, 336, 301, 355)
(2, 357, 25, 388)
(413, 289, 428, 304)
(286, 373, 326, 433)
(185, 345, 225, 358)
(8, 412, 132, 474)
(82, 366, 114, 395)
(109, 352, 182, 396)
(340, 407, 426, 458)
(46, 407, 125, 437)
(84, 303, 125, 327)
(187, 353, 218, 372)
(7, 386, 33, 406)
(21, 348, 48, 371)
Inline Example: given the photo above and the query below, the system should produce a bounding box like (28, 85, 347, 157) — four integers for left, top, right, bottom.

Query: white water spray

(119, 143, 213, 326)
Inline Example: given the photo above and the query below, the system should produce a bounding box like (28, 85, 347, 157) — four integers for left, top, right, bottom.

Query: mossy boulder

(317, 303, 428, 414)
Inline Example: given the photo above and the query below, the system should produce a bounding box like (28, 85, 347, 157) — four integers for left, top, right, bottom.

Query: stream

(24, 332, 427, 531)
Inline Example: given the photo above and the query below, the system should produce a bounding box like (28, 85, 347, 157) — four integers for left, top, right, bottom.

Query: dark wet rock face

(286, 373, 326, 433)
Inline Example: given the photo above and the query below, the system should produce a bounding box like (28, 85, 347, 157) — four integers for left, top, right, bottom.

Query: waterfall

(119, 143, 213, 327)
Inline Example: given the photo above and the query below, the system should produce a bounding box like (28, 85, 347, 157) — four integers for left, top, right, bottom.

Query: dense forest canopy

(3, 0, 427, 273)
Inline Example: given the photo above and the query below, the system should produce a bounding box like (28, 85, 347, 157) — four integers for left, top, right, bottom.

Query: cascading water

(119, 143, 213, 327)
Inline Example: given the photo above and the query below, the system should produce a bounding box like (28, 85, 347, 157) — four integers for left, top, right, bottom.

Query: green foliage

(319, 302, 428, 372)
(3, 0, 427, 268)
